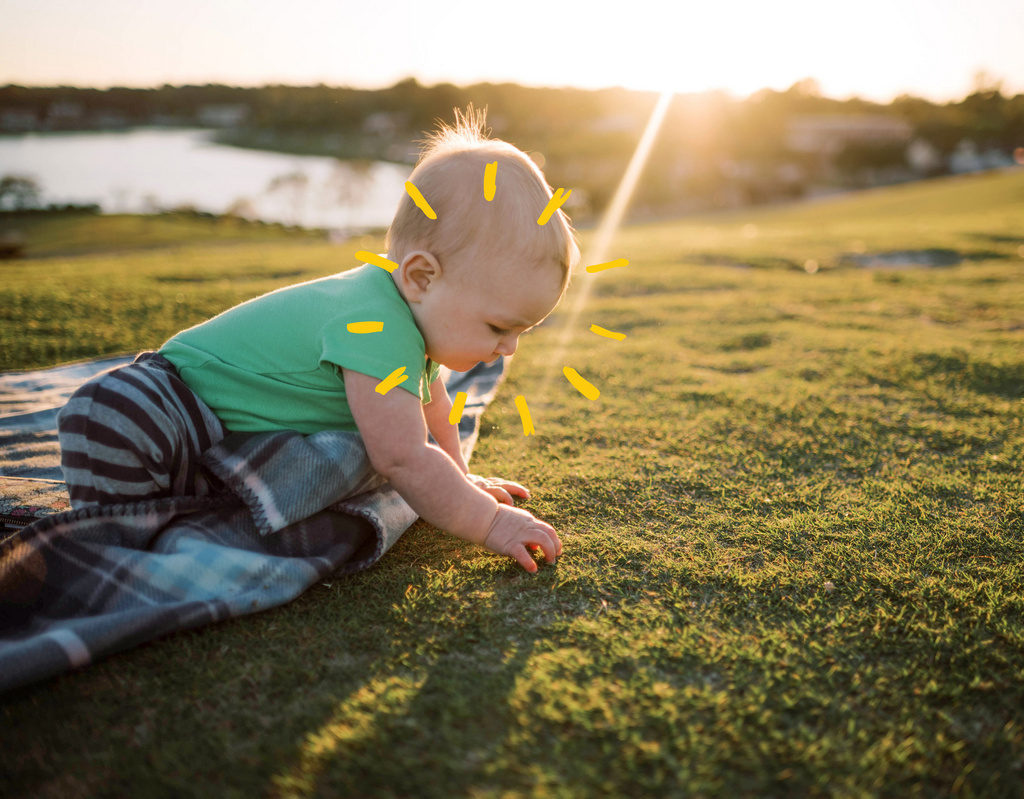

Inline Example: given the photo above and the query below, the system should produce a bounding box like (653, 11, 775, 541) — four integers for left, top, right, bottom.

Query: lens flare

(539, 89, 674, 400)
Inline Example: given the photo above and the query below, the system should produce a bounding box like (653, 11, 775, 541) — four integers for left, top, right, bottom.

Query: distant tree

(788, 78, 822, 98)
(960, 86, 1011, 147)
(971, 70, 1004, 96)
(0, 175, 42, 210)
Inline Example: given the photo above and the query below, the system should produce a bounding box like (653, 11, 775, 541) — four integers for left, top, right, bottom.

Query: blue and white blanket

(0, 356, 507, 693)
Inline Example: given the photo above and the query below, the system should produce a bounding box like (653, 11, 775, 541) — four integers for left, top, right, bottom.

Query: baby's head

(386, 107, 581, 371)
(387, 106, 579, 293)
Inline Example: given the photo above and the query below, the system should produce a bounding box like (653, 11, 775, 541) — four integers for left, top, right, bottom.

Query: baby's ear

(398, 250, 441, 301)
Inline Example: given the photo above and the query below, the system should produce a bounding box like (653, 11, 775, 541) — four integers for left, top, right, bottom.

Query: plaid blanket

(0, 355, 133, 525)
(0, 356, 507, 693)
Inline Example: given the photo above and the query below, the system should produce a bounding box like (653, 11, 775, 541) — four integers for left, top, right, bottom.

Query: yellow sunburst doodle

(363, 163, 622, 435)
(537, 188, 572, 225)
(484, 162, 497, 201)
(590, 324, 626, 341)
(376, 367, 409, 395)
(515, 395, 535, 435)
(563, 367, 600, 400)
(449, 391, 468, 425)
(585, 258, 629, 273)
(347, 321, 384, 334)
(357, 251, 400, 273)
(405, 181, 437, 219)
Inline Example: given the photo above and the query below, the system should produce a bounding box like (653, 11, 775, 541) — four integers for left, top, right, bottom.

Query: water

(0, 128, 411, 231)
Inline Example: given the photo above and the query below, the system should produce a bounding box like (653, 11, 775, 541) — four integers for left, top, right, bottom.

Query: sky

(3, 0, 1023, 103)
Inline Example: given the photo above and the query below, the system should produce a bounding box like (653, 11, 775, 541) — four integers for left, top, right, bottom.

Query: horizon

(3, 0, 1023, 106)
(1, 74, 1019, 107)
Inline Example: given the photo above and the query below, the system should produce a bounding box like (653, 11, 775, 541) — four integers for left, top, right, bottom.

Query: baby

(63, 108, 580, 573)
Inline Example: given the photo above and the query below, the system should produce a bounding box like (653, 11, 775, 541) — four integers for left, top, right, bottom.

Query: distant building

(785, 114, 912, 156)
(906, 139, 942, 174)
(46, 101, 84, 126)
(950, 140, 983, 173)
(151, 113, 187, 127)
(949, 139, 1017, 174)
(92, 109, 129, 129)
(0, 109, 38, 132)
(197, 104, 250, 128)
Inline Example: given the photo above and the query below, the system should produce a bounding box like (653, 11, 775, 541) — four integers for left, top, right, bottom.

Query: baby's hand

(483, 505, 561, 573)
(468, 474, 531, 506)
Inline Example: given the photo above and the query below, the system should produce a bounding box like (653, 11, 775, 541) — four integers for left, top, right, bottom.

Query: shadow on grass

(266, 581, 544, 798)
(906, 351, 1024, 399)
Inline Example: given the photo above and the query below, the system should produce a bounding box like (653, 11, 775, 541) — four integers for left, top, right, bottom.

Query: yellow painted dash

(515, 395, 535, 436)
(449, 391, 468, 425)
(563, 367, 600, 401)
(586, 258, 629, 273)
(537, 187, 572, 225)
(590, 324, 626, 341)
(376, 367, 409, 396)
(357, 251, 400, 273)
(484, 162, 497, 201)
(347, 321, 384, 334)
(405, 181, 437, 219)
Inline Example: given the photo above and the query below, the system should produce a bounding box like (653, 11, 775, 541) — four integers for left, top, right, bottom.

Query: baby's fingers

(508, 529, 560, 572)
(526, 524, 561, 564)
(482, 485, 516, 506)
(533, 518, 561, 559)
(520, 520, 561, 565)
(500, 481, 531, 500)
(510, 544, 540, 573)
(473, 475, 530, 500)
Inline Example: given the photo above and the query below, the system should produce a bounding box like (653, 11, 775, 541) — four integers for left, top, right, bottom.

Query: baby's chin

(439, 356, 494, 372)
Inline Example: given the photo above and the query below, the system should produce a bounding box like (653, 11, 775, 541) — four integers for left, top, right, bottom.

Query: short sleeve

(317, 269, 431, 402)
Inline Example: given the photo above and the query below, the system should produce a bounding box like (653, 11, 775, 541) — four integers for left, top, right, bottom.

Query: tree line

(2, 78, 1021, 217)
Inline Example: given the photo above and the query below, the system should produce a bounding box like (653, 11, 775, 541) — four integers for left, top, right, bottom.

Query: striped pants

(57, 352, 227, 509)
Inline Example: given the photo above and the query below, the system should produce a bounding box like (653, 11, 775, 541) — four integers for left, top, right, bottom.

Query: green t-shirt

(159, 262, 440, 434)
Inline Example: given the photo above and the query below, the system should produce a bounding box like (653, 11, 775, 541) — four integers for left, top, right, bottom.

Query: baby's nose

(496, 336, 519, 356)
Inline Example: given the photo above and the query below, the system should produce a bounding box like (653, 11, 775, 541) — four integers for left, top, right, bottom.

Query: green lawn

(2, 170, 1023, 797)
(0, 215, 361, 371)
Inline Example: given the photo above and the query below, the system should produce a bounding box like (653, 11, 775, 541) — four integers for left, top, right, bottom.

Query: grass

(0, 210, 328, 260)
(2, 169, 1024, 797)
(0, 214, 361, 370)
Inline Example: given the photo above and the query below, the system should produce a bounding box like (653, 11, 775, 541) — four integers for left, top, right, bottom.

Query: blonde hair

(385, 105, 580, 292)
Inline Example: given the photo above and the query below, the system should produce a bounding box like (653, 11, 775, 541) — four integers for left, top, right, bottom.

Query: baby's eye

(489, 325, 510, 336)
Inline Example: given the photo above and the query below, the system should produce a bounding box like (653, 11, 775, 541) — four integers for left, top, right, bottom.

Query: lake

(0, 128, 412, 231)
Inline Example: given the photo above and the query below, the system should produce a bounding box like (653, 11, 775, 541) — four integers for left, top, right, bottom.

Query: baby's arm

(421, 375, 469, 473)
(344, 369, 561, 571)
(421, 375, 531, 506)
